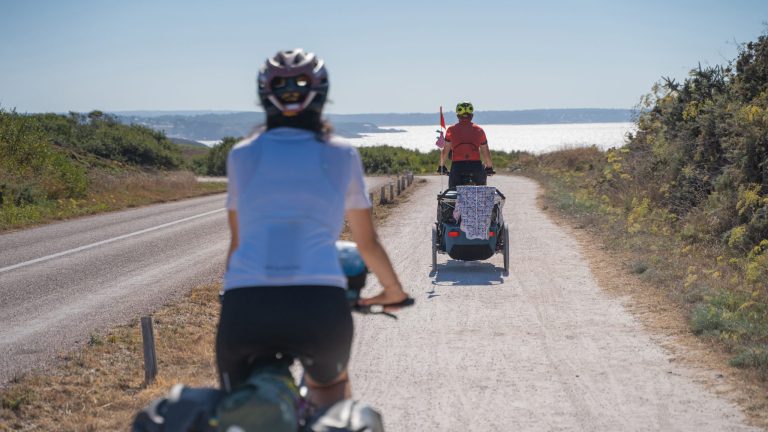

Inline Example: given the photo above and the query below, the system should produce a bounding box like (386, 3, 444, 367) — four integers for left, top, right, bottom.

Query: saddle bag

(132, 384, 223, 432)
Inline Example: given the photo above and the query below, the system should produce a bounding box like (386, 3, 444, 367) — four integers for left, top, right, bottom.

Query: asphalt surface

(0, 194, 229, 384)
(349, 176, 758, 431)
(0, 176, 395, 385)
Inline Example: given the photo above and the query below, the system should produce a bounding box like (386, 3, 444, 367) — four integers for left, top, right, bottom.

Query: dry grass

(85, 170, 227, 212)
(0, 176, 423, 431)
(0, 284, 220, 431)
(1, 170, 227, 233)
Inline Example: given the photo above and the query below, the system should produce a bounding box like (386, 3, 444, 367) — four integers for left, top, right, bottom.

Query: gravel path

(350, 175, 758, 431)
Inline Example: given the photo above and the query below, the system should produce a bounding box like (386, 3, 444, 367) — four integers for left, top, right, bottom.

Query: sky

(0, 0, 766, 115)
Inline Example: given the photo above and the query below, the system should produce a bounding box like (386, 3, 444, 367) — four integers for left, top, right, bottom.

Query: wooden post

(141, 316, 158, 384)
(389, 183, 394, 201)
(380, 186, 386, 204)
(396, 177, 402, 195)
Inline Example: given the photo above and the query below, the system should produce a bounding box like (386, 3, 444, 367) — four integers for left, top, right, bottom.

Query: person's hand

(437, 165, 449, 175)
(484, 166, 496, 176)
(359, 287, 408, 312)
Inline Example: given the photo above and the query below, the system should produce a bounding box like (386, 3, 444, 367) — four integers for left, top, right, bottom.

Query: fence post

(141, 316, 158, 384)
(389, 183, 394, 201)
(396, 177, 402, 195)
(380, 186, 386, 204)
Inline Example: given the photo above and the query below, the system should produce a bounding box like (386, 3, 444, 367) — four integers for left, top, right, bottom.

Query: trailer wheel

(431, 225, 438, 273)
(503, 224, 510, 275)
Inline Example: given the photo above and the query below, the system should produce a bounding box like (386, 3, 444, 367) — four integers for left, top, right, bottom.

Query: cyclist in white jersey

(217, 49, 407, 410)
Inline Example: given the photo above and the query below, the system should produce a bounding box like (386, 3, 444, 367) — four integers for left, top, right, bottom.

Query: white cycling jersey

(224, 127, 371, 291)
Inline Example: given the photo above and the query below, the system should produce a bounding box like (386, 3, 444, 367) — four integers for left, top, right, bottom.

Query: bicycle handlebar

(352, 297, 415, 319)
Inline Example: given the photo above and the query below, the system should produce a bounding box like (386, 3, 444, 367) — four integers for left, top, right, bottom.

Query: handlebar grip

(353, 297, 415, 318)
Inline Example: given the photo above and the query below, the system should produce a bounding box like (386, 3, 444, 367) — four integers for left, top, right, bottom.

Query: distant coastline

(113, 108, 635, 141)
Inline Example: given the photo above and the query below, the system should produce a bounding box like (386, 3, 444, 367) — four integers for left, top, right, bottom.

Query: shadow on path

(429, 260, 505, 288)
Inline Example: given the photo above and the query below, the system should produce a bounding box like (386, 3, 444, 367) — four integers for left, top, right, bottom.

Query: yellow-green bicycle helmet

(456, 101, 474, 116)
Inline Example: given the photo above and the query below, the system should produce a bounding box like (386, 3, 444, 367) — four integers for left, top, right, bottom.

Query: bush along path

(520, 33, 768, 382)
(0, 109, 227, 232)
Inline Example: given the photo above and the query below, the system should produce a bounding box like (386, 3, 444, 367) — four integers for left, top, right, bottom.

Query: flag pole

(438, 106, 445, 191)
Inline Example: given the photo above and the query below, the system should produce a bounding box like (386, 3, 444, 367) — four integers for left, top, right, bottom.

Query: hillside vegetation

(523, 34, 768, 376)
(0, 110, 225, 231)
(198, 137, 523, 177)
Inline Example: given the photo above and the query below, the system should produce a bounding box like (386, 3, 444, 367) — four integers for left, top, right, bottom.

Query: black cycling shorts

(216, 285, 353, 390)
(449, 160, 486, 189)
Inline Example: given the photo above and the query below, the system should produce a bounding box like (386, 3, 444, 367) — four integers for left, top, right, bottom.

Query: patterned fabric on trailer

(453, 186, 497, 240)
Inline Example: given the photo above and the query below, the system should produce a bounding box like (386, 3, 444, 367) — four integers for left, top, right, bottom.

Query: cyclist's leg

(216, 285, 352, 398)
(449, 161, 469, 188)
(472, 161, 487, 185)
(304, 370, 351, 408)
(448, 161, 459, 189)
(216, 288, 279, 391)
(298, 286, 354, 408)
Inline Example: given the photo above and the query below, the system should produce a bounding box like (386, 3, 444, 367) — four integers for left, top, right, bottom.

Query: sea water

(342, 122, 636, 154)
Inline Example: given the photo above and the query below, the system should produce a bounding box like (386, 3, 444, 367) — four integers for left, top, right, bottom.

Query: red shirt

(445, 121, 487, 161)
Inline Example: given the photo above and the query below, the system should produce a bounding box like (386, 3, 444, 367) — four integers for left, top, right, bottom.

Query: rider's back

(225, 127, 369, 291)
(446, 121, 486, 162)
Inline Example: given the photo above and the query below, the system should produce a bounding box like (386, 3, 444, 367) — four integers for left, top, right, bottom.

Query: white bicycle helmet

(257, 49, 329, 117)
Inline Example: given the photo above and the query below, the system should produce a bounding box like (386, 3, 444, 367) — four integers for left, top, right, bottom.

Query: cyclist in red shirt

(437, 101, 495, 188)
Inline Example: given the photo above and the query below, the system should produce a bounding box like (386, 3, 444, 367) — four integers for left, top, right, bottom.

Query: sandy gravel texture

(549, 201, 768, 429)
(349, 175, 760, 432)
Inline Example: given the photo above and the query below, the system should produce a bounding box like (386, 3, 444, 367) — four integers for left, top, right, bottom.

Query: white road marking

(0, 208, 226, 274)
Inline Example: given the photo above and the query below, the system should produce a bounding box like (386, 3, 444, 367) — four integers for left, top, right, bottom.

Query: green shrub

(203, 137, 238, 176)
(729, 345, 768, 371)
(691, 303, 727, 336)
(520, 32, 768, 376)
(357, 146, 522, 175)
(0, 110, 88, 206)
(32, 111, 182, 169)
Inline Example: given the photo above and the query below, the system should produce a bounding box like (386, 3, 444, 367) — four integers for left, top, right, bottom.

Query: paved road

(0, 194, 229, 384)
(349, 176, 758, 431)
(0, 176, 396, 385)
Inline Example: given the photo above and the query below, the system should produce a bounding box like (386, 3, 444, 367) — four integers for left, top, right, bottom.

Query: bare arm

(346, 208, 407, 305)
(226, 210, 239, 270)
(480, 144, 493, 168)
(440, 141, 452, 166)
